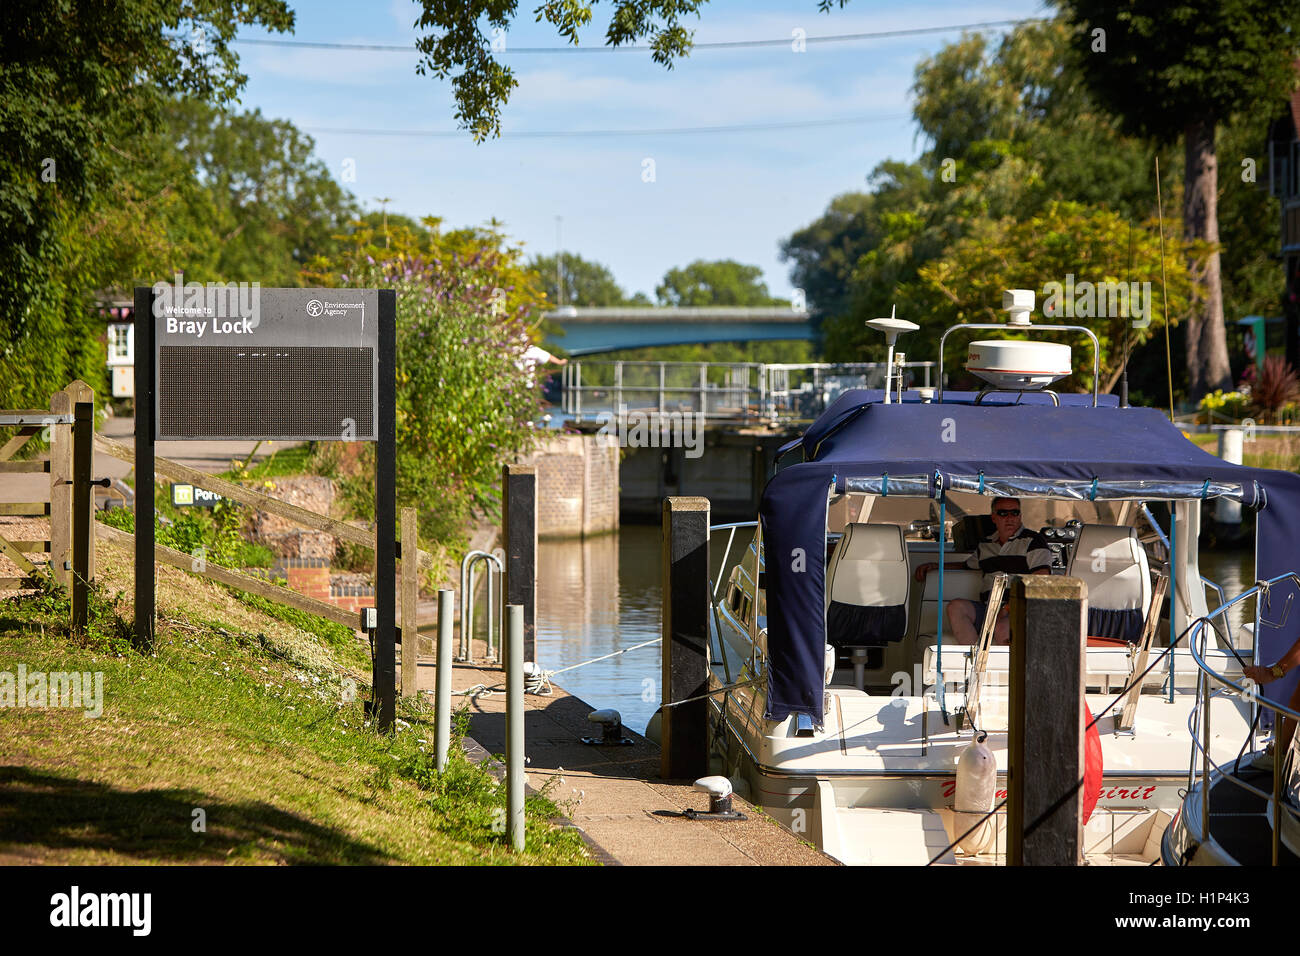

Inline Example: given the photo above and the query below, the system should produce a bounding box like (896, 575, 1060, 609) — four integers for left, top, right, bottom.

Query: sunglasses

(994, 509, 1021, 517)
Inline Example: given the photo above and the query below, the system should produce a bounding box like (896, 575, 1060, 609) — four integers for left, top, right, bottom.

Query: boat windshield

(829, 490, 1139, 540)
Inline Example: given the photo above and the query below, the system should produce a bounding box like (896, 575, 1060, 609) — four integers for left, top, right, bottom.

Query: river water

(535, 526, 1257, 735)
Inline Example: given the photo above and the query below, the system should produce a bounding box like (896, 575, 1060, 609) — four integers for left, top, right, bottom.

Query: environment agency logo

(306, 299, 325, 317)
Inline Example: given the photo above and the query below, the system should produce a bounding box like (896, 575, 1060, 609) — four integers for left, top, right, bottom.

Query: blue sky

(232, 0, 1049, 300)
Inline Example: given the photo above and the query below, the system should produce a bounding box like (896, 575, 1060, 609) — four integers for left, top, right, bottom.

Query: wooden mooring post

(70, 401, 93, 632)
(660, 496, 710, 780)
(399, 507, 418, 698)
(1007, 575, 1088, 866)
(502, 464, 536, 664)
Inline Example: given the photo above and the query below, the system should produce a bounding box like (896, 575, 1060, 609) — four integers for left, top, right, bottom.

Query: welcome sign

(153, 283, 379, 441)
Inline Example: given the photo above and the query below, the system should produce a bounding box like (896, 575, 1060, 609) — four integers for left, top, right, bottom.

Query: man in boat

(914, 496, 1053, 645)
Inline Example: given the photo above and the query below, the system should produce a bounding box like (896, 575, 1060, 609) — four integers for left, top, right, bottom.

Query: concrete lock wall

(523, 433, 619, 539)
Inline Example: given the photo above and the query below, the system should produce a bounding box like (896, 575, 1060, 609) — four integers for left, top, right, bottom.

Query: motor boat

(702, 291, 1300, 865)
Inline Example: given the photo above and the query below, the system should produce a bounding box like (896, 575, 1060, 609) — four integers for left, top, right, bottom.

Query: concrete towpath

(409, 638, 835, 866)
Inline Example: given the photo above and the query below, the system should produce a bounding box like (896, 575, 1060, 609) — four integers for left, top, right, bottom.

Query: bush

(303, 219, 546, 546)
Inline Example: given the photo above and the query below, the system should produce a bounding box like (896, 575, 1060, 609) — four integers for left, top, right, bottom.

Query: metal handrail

(1184, 572, 1300, 865)
(459, 550, 503, 663)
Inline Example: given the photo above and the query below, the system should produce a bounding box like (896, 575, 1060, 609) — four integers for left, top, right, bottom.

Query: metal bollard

(507, 603, 525, 852)
(435, 589, 453, 772)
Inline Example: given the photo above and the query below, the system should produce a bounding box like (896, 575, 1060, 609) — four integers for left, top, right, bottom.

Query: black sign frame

(133, 285, 399, 731)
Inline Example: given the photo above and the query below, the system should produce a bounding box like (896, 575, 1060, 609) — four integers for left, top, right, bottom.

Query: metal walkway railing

(1186, 573, 1300, 866)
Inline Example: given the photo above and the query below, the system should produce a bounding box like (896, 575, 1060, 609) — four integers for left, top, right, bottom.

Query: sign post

(135, 283, 397, 729)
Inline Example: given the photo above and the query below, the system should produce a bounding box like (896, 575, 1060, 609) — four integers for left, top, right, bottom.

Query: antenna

(1121, 221, 1132, 408)
(1156, 157, 1174, 421)
(865, 305, 919, 404)
(555, 215, 565, 308)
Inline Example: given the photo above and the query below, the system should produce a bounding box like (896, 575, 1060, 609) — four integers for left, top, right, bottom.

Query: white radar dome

(966, 340, 1071, 390)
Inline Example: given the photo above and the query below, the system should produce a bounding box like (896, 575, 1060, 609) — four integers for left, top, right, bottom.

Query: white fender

(953, 734, 997, 855)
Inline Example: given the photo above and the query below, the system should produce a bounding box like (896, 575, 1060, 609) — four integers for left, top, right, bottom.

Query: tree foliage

(1055, 0, 1300, 399)
(655, 259, 786, 307)
(414, 0, 706, 140)
(529, 252, 631, 307)
(303, 218, 548, 543)
(0, 0, 294, 410)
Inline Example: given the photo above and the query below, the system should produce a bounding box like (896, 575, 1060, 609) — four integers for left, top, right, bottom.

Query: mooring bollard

(661, 496, 711, 780)
(502, 464, 537, 664)
(435, 588, 454, 772)
(506, 603, 525, 851)
(1007, 575, 1087, 866)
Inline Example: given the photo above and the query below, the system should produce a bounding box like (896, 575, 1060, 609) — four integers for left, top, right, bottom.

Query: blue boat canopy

(758, 391, 1300, 722)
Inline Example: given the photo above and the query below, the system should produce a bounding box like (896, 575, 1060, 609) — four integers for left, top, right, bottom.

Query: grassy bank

(1186, 431, 1300, 472)
(0, 540, 590, 865)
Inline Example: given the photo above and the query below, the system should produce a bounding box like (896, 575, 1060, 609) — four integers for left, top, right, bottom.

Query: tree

(656, 259, 786, 307)
(910, 201, 1203, 393)
(1056, 0, 1300, 401)
(1, 0, 294, 409)
(147, 99, 359, 285)
(529, 253, 629, 307)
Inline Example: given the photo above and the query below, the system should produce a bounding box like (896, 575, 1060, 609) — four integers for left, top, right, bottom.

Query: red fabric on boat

(1083, 702, 1103, 824)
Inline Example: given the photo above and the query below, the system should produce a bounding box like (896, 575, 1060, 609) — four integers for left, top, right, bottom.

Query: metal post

(615, 361, 623, 419)
(661, 496, 710, 779)
(1216, 428, 1244, 525)
(502, 465, 537, 664)
(1169, 504, 1177, 703)
(435, 588, 453, 772)
(400, 507, 418, 698)
(1200, 673, 1211, 844)
(373, 288, 398, 733)
(133, 286, 156, 650)
(71, 401, 92, 633)
(658, 362, 665, 416)
(506, 603, 525, 852)
(1007, 575, 1087, 865)
(699, 363, 708, 417)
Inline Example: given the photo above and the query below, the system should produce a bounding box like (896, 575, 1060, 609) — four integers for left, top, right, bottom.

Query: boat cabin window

(828, 491, 1139, 544)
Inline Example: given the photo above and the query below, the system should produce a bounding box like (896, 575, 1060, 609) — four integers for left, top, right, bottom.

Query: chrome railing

(560, 360, 936, 423)
(1185, 572, 1300, 866)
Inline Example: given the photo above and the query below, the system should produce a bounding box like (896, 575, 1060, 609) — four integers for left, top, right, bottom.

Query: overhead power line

(231, 18, 1043, 55)
(302, 112, 910, 139)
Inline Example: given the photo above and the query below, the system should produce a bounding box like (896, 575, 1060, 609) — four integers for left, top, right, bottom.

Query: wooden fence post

(661, 496, 710, 780)
(502, 464, 537, 664)
(1007, 575, 1087, 866)
(400, 507, 418, 697)
(71, 401, 93, 632)
(48, 390, 73, 588)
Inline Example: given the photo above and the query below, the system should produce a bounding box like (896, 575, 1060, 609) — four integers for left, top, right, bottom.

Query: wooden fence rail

(93, 427, 426, 696)
(6, 383, 426, 697)
(0, 381, 93, 605)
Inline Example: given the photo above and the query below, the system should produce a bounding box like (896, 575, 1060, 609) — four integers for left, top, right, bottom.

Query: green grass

(1186, 432, 1300, 472)
(0, 545, 591, 865)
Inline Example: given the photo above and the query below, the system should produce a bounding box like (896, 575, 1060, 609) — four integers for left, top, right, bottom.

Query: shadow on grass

(0, 766, 392, 864)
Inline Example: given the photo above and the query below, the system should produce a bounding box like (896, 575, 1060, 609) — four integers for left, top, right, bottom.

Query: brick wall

(524, 433, 618, 539)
